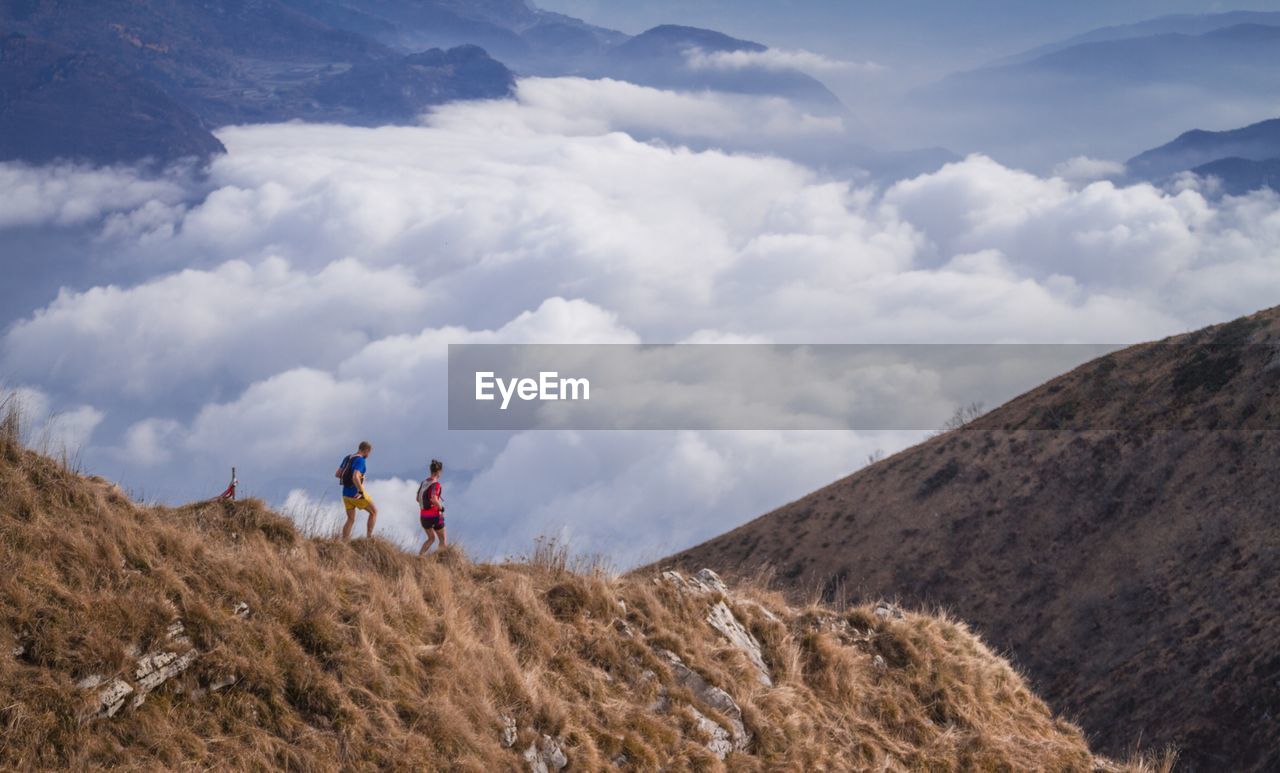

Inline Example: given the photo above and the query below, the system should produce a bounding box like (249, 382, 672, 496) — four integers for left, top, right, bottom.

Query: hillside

(0, 434, 1162, 770)
(661, 307, 1280, 771)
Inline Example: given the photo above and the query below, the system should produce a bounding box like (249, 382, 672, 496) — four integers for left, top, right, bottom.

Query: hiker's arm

(429, 489, 442, 509)
(354, 470, 368, 496)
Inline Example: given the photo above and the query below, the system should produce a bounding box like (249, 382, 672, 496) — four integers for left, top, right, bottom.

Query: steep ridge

(0, 435, 1156, 770)
(661, 306, 1280, 771)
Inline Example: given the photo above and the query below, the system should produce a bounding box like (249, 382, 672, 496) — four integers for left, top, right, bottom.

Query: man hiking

(417, 459, 446, 556)
(336, 441, 377, 540)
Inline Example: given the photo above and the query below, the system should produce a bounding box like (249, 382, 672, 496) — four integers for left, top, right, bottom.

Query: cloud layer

(4, 76, 1280, 565)
(684, 47, 885, 75)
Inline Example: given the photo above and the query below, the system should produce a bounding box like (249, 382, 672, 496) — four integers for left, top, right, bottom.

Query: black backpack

(336, 454, 358, 488)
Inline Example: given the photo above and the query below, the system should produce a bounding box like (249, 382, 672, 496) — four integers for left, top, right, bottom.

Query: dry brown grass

(0, 436, 1132, 772)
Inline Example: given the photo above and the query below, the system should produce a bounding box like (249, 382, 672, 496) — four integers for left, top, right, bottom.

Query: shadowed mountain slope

(0, 431, 1164, 770)
(661, 306, 1280, 771)
(0, 0, 515, 164)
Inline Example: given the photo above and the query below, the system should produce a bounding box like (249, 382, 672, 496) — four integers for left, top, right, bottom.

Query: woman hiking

(417, 459, 446, 556)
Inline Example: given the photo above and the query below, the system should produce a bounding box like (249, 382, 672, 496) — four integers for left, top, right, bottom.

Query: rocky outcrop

(705, 600, 772, 687)
(655, 648, 750, 759)
(661, 569, 773, 687)
(521, 734, 567, 773)
(79, 605, 248, 719)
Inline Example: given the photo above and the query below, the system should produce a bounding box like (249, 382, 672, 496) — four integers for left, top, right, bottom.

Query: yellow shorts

(342, 495, 374, 511)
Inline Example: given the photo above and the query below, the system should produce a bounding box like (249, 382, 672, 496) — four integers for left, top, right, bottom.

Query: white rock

(210, 672, 237, 692)
(522, 735, 567, 773)
(500, 715, 518, 748)
(95, 679, 134, 717)
(874, 604, 904, 620)
(692, 568, 730, 596)
(688, 705, 735, 760)
(656, 649, 750, 753)
(232, 602, 250, 619)
(132, 648, 198, 707)
(660, 570, 688, 591)
(541, 736, 567, 771)
(661, 570, 774, 687)
(706, 602, 772, 687)
(76, 674, 105, 690)
(522, 744, 545, 773)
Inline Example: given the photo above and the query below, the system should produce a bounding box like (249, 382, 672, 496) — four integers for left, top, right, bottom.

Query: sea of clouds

(3, 76, 1279, 566)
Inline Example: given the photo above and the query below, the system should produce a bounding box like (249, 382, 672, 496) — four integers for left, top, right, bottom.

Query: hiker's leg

(420, 531, 436, 556)
(436, 526, 446, 549)
(365, 501, 378, 538)
(342, 507, 356, 541)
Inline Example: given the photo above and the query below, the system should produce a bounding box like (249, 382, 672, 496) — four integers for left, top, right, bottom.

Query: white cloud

(1052, 156, 1127, 182)
(5, 77, 1280, 566)
(427, 77, 846, 140)
(684, 47, 885, 75)
(0, 162, 189, 228)
(1, 386, 104, 455)
(5, 257, 431, 399)
(118, 418, 184, 466)
(283, 478, 425, 548)
(452, 428, 915, 567)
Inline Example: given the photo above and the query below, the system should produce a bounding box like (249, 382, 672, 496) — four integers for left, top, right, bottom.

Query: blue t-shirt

(342, 455, 367, 498)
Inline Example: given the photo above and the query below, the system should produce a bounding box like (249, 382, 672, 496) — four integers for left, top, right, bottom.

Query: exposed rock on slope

(0, 438, 1137, 770)
(662, 306, 1280, 771)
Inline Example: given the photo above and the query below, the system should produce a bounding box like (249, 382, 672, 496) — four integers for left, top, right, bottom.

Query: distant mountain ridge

(0, 1, 849, 165)
(996, 10, 1280, 66)
(909, 19, 1280, 168)
(659, 306, 1280, 771)
(595, 25, 843, 111)
(1127, 117, 1280, 188)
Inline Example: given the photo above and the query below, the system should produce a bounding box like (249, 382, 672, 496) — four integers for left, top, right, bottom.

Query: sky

(538, 0, 1279, 74)
(4, 4, 1280, 568)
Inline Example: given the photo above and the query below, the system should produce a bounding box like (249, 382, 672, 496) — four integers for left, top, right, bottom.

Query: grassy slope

(0, 438, 1146, 771)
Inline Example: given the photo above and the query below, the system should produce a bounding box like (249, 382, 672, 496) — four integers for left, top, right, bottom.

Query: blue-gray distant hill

(297, 6, 845, 110)
(909, 21, 1280, 168)
(1190, 157, 1280, 196)
(593, 25, 842, 111)
(1126, 118, 1280, 194)
(994, 10, 1280, 66)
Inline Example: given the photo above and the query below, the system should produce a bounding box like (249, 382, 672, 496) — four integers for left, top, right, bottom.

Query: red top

(420, 480, 443, 516)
